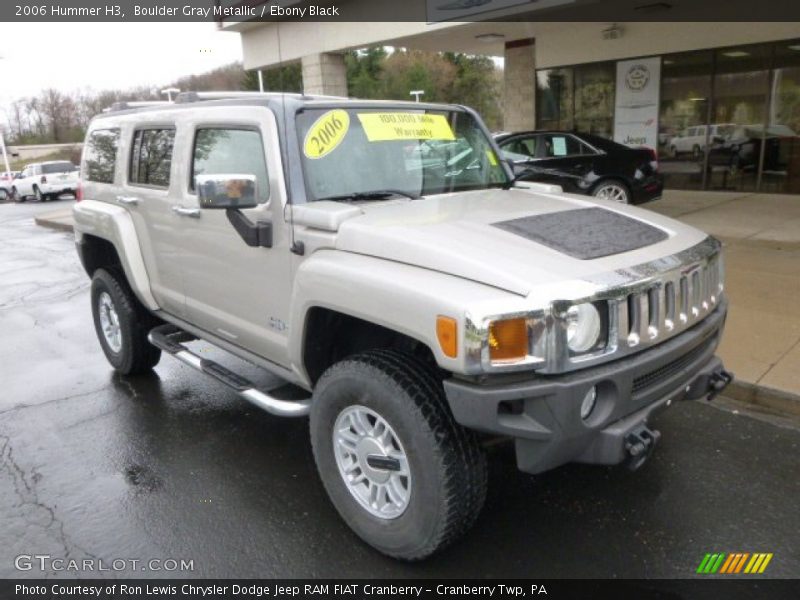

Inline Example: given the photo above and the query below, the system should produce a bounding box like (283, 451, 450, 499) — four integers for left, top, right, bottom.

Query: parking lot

(1, 200, 798, 579)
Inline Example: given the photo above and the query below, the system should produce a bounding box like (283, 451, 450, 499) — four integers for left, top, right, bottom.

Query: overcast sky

(0, 22, 243, 119)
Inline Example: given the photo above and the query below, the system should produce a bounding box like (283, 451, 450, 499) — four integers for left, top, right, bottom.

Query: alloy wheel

(97, 291, 122, 353)
(333, 405, 411, 519)
(594, 183, 629, 203)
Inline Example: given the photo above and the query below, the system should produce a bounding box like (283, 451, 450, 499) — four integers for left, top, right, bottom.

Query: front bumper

(444, 301, 728, 474)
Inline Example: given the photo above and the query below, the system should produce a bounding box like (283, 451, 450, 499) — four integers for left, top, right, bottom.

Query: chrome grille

(547, 237, 725, 374)
(617, 257, 722, 351)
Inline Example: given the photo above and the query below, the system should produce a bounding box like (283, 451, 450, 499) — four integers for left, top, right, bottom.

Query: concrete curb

(34, 215, 74, 233)
(725, 379, 800, 418)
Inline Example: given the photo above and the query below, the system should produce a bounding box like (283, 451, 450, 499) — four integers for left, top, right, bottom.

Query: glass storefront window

(573, 62, 615, 138)
(706, 44, 771, 191)
(536, 68, 573, 130)
(766, 40, 800, 193)
(536, 38, 800, 193)
(657, 50, 713, 190)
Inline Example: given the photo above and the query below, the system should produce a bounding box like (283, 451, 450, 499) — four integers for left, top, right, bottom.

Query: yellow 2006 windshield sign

(357, 112, 455, 142)
(303, 109, 350, 159)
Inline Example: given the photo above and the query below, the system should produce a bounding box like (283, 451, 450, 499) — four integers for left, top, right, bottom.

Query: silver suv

(74, 92, 732, 560)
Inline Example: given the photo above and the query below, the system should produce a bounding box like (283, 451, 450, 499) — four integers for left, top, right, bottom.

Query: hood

(329, 188, 708, 297)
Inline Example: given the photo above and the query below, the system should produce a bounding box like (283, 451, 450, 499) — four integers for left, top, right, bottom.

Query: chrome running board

(148, 324, 311, 417)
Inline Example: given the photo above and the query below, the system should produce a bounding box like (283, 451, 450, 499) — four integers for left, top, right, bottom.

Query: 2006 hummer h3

(74, 92, 732, 560)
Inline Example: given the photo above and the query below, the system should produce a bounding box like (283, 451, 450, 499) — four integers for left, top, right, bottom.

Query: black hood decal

(493, 207, 668, 260)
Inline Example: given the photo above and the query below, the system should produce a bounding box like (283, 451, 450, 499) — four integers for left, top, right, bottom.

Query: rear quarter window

(42, 162, 75, 174)
(129, 128, 175, 188)
(84, 129, 120, 184)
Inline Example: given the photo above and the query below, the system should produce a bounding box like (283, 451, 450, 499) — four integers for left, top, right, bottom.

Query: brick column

(301, 53, 348, 97)
(503, 39, 536, 132)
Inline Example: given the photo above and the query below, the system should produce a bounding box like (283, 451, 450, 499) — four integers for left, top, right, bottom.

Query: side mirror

(196, 174, 258, 210)
(196, 173, 272, 248)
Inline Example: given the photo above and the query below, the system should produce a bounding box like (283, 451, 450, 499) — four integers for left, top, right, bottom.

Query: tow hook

(624, 425, 661, 471)
(706, 369, 734, 402)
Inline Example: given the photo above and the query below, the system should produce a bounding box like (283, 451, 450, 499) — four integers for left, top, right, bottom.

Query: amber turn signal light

(488, 318, 528, 362)
(436, 316, 458, 358)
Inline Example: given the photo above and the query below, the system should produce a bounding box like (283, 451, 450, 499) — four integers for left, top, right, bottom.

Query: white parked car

(12, 161, 79, 202)
(668, 123, 735, 159)
(0, 171, 20, 200)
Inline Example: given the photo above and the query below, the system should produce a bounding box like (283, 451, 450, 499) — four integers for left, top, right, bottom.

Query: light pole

(161, 87, 180, 102)
(409, 90, 425, 103)
(0, 126, 10, 177)
(0, 56, 11, 176)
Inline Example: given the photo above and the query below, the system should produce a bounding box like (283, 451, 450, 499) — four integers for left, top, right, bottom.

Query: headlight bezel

(464, 309, 549, 374)
(464, 300, 610, 374)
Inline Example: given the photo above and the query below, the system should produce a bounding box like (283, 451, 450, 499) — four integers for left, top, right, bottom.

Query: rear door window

(129, 128, 175, 188)
(190, 128, 270, 203)
(84, 129, 120, 184)
(42, 162, 75, 174)
(541, 134, 584, 158)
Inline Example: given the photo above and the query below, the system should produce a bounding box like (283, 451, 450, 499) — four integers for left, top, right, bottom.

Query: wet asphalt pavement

(0, 200, 798, 580)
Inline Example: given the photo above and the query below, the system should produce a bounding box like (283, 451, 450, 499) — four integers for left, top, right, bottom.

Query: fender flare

(73, 200, 159, 310)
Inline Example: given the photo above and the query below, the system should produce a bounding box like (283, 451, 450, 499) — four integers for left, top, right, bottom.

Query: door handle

(171, 205, 201, 218)
(116, 195, 140, 205)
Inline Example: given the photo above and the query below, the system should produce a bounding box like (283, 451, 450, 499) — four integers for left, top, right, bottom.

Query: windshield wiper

(317, 189, 421, 202)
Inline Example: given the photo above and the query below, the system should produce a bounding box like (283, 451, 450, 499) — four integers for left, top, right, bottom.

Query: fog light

(580, 386, 598, 420)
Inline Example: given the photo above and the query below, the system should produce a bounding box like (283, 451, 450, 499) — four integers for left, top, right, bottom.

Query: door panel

(174, 109, 293, 365)
(17, 168, 33, 196)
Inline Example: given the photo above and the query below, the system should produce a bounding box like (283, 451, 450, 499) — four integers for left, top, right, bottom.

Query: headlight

(566, 302, 602, 353)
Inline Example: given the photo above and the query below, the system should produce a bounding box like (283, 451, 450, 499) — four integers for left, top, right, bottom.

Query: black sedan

(495, 131, 663, 205)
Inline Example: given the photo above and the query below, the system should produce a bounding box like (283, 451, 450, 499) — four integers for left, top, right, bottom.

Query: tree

(446, 53, 502, 129)
(381, 49, 457, 103)
(242, 64, 303, 93)
(346, 46, 387, 98)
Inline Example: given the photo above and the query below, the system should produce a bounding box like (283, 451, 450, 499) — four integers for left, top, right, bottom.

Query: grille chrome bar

(621, 266, 718, 355)
(550, 236, 725, 374)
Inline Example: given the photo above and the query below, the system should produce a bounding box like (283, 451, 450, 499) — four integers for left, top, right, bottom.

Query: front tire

(310, 350, 487, 560)
(91, 268, 161, 375)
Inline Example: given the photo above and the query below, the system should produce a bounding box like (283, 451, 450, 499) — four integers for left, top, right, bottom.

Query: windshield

(296, 107, 508, 201)
(42, 162, 75, 174)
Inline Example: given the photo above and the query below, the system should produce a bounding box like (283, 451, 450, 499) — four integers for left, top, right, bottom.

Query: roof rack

(174, 91, 302, 103)
(174, 91, 350, 103)
(104, 100, 172, 113)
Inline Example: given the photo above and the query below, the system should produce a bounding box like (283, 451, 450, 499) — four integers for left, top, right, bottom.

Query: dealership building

(226, 1, 800, 193)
